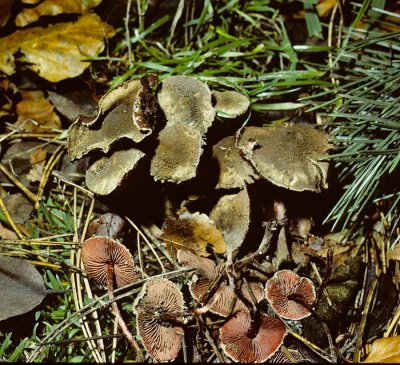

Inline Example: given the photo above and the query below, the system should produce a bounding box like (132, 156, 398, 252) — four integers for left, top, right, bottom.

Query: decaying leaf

(85, 148, 146, 195)
(0, 75, 18, 118)
(363, 336, 400, 363)
(47, 90, 97, 122)
(0, 0, 14, 27)
(212, 90, 250, 117)
(0, 222, 18, 239)
(150, 124, 203, 183)
(67, 79, 150, 161)
(209, 187, 250, 256)
(0, 13, 115, 82)
(238, 123, 332, 192)
(159, 211, 226, 256)
(387, 245, 400, 263)
(212, 135, 259, 189)
(0, 256, 47, 321)
(2, 193, 33, 224)
(15, 90, 61, 132)
(16, 0, 103, 27)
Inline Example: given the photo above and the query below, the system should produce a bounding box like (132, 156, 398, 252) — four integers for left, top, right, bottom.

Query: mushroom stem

(107, 263, 143, 362)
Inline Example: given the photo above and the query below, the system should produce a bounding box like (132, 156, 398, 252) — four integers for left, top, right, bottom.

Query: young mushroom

(86, 213, 126, 240)
(265, 269, 316, 320)
(81, 236, 142, 360)
(212, 90, 250, 118)
(133, 277, 185, 362)
(219, 310, 287, 363)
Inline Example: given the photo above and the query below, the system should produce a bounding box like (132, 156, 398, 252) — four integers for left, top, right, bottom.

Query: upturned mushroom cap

(238, 123, 332, 192)
(212, 136, 259, 189)
(265, 269, 316, 320)
(81, 236, 140, 288)
(67, 79, 149, 161)
(212, 90, 250, 117)
(158, 75, 215, 133)
(85, 147, 145, 195)
(220, 310, 287, 363)
(150, 124, 203, 183)
(134, 278, 184, 362)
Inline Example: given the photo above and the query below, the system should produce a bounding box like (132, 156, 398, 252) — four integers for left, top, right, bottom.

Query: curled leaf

(363, 336, 400, 363)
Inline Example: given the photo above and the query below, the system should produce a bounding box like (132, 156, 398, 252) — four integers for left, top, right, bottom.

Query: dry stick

(384, 303, 400, 337)
(353, 271, 381, 362)
(280, 345, 298, 363)
(0, 163, 37, 203)
(125, 0, 133, 67)
(125, 216, 165, 272)
(111, 317, 119, 364)
(141, 224, 175, 267)
(0, 193, 25, 239)
(106, 263, 144, 362)
(35, 145, 65, 209)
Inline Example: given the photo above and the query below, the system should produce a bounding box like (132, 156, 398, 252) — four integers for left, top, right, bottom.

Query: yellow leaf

(0, 13, 115, 82)
(159, 211, 227, 257)
(363, 336, 400, 363)
(387, 245, 400, 263)
(0, 0, 15, 27)
(16, 90, 61, 132)
(16, 0, 103, 27)
(316, 0, 339, 18)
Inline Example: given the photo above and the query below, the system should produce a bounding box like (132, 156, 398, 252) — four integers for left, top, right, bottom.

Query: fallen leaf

(0, 0, 14, 27)
(16, 90, 61, 132)
(0, 13, 115, 82)
(0, 256, 47, 321)
(0, 75, 18, 118)
(316, 0, 339, 18)
(159, 211, 226, 256)
(363, 336, 400, 363)
(387, 245, 400, 263)
(16, 0, 103, 27)
(3, 193, 33, 224)
(0, 222, 18, 239)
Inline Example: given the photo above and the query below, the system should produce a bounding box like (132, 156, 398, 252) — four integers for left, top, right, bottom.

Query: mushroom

(219, 310, 287, 363)
(265, 269, 316, 320)
(150, 124, 203, 183)
(81, 236, 142, 360)
(133, 277, 185, 362)
(150, 75, 215, 183)
(177, 250, 262, 317)
(212, 90, 250, 118)
(212, 135, 259, 189)
(209, 187, 251, 261)
(67, 78, 148, 161)
(85, 147, 145, 195)
(237, 123, 332, 192)
(86, 213, 126, 240)
(157, 75, 215, 132)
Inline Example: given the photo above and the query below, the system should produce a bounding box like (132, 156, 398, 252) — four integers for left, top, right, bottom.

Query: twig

(0, 193, 25, 239)
(0, 162, 37, 202)
(125, 0, 133, 66)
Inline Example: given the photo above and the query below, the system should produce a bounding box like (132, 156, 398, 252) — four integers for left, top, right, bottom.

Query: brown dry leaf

(3, 193, 34, 224)
(16, 91, 61, 132)
(27, 147, 47, 182)
(0, 222, 18, 239)
(363, 336, 400, 363)
(0, 0, 15, 27)
(0, 13, 115, 82)
(16, 0, 102, 27)
(387, 245, 400, 263)
(0, 75, 18, 118)
(159, 211, 226, 256)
